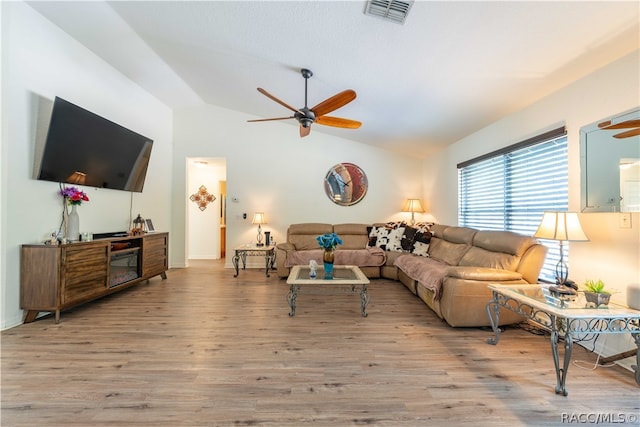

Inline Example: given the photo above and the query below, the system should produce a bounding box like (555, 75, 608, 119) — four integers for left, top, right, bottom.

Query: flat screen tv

(37, 97, 153, 192)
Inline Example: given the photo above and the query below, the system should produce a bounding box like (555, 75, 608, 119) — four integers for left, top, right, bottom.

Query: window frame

(457, 127, 568, 282)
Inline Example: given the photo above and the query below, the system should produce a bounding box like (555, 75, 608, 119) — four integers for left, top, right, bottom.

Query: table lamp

(252, 212, 267, 246)
(403, 199, 425, 226)
(534, 211, 589, 295)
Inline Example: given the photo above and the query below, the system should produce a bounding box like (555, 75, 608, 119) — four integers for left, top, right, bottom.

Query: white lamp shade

(252, 212, 267, 225)
(403, 199, 425, 213)
(534, 211, 589, 241)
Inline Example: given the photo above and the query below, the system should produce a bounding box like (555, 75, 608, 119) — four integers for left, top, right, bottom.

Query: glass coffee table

(486, 284, 640, 396)
(286, 265, 370, 317)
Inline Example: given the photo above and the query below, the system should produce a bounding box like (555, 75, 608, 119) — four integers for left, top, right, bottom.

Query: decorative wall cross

(190, 185, 216, 211)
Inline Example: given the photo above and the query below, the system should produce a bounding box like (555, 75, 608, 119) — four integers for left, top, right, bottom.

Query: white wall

(172, 104, 424, 269)
(0, 3, 173, 328)
(424, 50, 640, 367)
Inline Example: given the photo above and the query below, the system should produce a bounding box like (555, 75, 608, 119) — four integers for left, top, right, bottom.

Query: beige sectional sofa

(276, 222, 548, 327)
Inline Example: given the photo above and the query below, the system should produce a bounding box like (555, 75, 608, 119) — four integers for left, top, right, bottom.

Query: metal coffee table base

(285, 265, 370, 317)
(287, 283, 369, 317)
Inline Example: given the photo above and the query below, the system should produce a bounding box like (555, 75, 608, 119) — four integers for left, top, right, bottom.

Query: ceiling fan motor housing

(295, 108, 316, 128)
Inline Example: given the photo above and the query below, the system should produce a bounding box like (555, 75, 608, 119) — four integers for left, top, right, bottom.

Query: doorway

(186, 158, 227, 260)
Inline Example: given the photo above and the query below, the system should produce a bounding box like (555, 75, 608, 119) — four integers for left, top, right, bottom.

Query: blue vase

(323, 248, 334, 279)
(323, 261, 334, 279)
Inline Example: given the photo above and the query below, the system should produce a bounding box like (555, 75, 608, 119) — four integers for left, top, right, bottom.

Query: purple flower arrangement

(59, 186, 89, 206)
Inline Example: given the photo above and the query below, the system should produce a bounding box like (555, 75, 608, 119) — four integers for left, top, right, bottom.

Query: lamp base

(549, 285, 577, 297)
(256, 243, 264, 247)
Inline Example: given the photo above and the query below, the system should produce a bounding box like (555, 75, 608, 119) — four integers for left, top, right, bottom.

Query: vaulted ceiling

(27, 1, 640, 158)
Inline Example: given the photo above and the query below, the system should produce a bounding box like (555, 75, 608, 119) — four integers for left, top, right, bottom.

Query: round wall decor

(324, 162, 368, 206)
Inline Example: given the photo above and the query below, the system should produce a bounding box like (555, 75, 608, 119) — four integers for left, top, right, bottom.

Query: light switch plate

(619, 212, 631, 228)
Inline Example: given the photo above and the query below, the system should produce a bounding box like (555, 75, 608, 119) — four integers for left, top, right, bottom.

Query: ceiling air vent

(364, 0, 413, 25)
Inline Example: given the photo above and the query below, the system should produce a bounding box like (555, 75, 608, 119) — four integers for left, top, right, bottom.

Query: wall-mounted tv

(37, 97, 154, 192)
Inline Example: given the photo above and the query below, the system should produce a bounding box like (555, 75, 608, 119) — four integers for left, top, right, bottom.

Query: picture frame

(145, 219, 155, 232)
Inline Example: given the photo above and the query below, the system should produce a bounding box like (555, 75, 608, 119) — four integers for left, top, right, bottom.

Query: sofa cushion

(383, 250, 404, 267)
(333, 223, 370, 249)
(473, 230, 537, 257)
(457, 230, 538, 271)
(428, 237, 471, 266)
(288, 223, 333, 250)
(442, 226, 477, 244)
(394, 254, 450, 300)
(458, 246, 519, 271)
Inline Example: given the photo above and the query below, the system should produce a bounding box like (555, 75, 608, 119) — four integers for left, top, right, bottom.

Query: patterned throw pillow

(386, 227, 405, 252)
(385, 220, 407, 229)
(367, 226, 392, 250)
(367, 222, 407, 251)
(398, 223, 434, 257)
(412, 229, 432, 257)
(400, 226, 418, 251)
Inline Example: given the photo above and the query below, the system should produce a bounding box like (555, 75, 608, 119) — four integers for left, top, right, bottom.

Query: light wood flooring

(2, 260, 639, 426)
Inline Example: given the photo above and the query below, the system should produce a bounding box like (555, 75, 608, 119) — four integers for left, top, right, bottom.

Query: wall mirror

(580, 107, 640, 212)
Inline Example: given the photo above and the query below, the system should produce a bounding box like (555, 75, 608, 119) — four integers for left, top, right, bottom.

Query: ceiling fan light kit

(248, 68, 361, 138)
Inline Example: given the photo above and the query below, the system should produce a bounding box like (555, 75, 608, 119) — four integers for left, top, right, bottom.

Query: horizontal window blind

(458, 129, 568, 282)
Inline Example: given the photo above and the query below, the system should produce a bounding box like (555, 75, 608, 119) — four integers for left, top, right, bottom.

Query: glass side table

(486, 284, 640, 396)
(232, 245, 276, 277)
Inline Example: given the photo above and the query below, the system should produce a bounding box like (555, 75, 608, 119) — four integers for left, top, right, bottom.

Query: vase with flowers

(59, 186, 89, 242)
(316, 232, 343, 279)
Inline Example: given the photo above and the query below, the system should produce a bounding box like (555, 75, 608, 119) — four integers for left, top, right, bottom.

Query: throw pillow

(385, 220, 407, 229)
(411, 230, 432, 257)
(400, 226, 418, 251)
(367, 226, 392, 250)
(386, 227, 405, 252)
(366, 226, 376, 247)
(412, 241, 430, 257)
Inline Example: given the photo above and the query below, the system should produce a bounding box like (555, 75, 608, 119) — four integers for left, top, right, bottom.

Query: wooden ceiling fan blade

(257, 88, 300, 113)
(598, 119, 640, 130)
(613, 128, 640, 139)
(299, 124, 311, 137)
(311, 90, 357, 117)
(316, 116, 362, 129)
(247, 116, 294, 123)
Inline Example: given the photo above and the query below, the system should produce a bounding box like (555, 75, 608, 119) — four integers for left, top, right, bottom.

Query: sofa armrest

(446, 266, 523, 282)
(276, 242, 296, 252)
(439, 269, 529, 327)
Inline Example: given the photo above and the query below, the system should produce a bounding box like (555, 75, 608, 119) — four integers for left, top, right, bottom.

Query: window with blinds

(457, 127, 568, 282)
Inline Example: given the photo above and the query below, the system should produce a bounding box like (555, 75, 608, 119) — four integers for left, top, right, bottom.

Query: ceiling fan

(597, 119, 640, 139)
(247, 68, 361, 138)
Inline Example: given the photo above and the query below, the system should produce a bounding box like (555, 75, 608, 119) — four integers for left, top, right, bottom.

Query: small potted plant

(583, 279, 611, 307)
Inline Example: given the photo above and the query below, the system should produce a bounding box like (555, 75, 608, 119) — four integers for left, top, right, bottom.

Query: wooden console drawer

(61, 244, 108, 303)
(142, 233, 168, 277)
